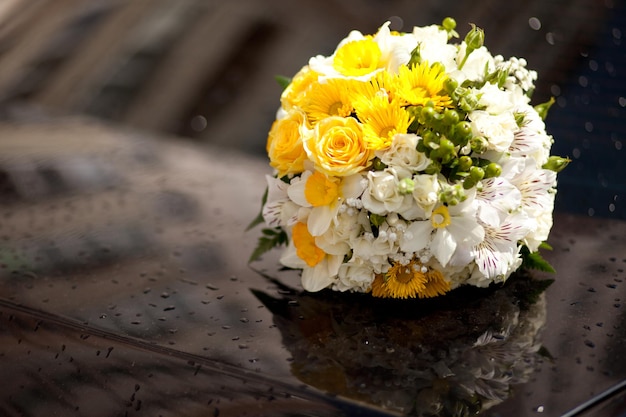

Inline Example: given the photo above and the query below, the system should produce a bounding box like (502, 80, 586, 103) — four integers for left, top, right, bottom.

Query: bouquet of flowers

(250, 18, 568, 299)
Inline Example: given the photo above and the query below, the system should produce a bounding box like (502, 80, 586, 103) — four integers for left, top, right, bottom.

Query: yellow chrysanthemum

(348, 70, 399, 103)
(333, 36, 384, 77)
(281, 66, 319, 110)
(354, 95, 412, 151)
(371, 259, 450, 299)
(300, 78, 357, 126)
(397, 62, 453, 110)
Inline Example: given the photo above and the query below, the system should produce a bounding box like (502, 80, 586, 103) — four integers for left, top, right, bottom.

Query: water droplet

(206, 284, 219, 291)
(584, 340, 596, 348)
(239, 318, 249, 323)
(161, 292, 170, 299)
(238, 344, 248, 349)
(528, 17, 541, 30)
(533, 405, 545, 412)
(99, 314, 107, 319)
(163, 306, 176, 311)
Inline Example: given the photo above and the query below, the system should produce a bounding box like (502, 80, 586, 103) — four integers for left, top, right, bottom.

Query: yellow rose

(266, 109, 309, 177)
(305, 116, 372, 177)
(280, 66, 319, 110)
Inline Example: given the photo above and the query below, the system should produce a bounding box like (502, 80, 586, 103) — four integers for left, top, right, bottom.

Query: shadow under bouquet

(250, 18, 569, 299)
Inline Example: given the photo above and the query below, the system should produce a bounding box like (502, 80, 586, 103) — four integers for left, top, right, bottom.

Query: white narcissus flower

(316, 209, 364, 256)
(469, 110, 518, 153)
(412, 24, 458, 70)
(377, 133, 431, 178)
(280, 243, 343, 292)
(400, 193, 485, 267)
(374, 22, 417, 73)
(288, 170, 366, 237)
(361, 169, 413, 215)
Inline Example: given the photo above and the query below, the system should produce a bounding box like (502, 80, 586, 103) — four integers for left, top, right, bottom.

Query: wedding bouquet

(250, 18, 568, 299)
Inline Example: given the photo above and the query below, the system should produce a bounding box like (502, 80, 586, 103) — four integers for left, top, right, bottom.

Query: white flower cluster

(256, 19, 565, 298)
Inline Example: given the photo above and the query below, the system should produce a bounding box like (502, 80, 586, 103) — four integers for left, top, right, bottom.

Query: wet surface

(1, 119, 625, 416)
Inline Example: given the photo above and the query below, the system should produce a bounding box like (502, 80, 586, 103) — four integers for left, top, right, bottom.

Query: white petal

(307, 204, 339, 237)
(287, 171, 312, 207)
(400, 221, 432, 253)
(432, 229, 457, 266)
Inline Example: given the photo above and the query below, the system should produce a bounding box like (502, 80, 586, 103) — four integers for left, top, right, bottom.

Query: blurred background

(0, 0, 624, 217)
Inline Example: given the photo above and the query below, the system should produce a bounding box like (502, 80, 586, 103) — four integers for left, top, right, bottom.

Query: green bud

(459, 93, 480, 112)
(464, 23, 485, 51)
(444, 78, 459, 94)
(419, 106, 436, 125)
(372, 157, 387, 171)
(542, 155, 571, 173)
(369, 213, 386, 227)
(424, 161, 441, 175)
(534, 97, 555, 120)
(416, 138, 428, 153)
(443, 109, 460, 125)
(514, 111, 526, 127)
(408, 43, 422, 67)
(451, 121, 472, 146)
(442, 17, 456, 31)
(470, 136, 488, 153)
(438, 138, 456, 163)
(469, 166, 485, 182)
(463, 176, 477, 190)
(458, 156, 473, 171)
(439, 183, 466, 205)
(398, 177, 415, 194)
(458, 23, 485, 70)
(484, 162, 502, 178)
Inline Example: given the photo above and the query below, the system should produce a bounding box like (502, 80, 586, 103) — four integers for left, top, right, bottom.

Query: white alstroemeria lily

(475, 177, 522, 227)
(400, 192, 485, 267)
(262, 175, 303, 227)
(472, 211, 534, 283)
(287, 170, 366, 237)
(509, 159, 557, 218)
(509, 105, 553, 167)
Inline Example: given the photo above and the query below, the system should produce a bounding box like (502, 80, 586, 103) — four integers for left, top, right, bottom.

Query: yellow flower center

(371, 260, 451, 299)
(304, 170, 340, 207)
(431, 205, 451, 229)
(292, 222, 325, 267)
(333, 37, 383, 77)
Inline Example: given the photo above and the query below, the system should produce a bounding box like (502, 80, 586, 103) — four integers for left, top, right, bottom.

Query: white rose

(469, 110, 517, 152)
(410, 174, 440, 218)
(361, 169, 413, 215)
(334, 258, 375, 292)
(477, 83, 515, 114)
(377, 133, 430, 178)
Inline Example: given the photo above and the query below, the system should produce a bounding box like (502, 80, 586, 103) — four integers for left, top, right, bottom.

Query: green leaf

(248, 227, 288, 263)
(246, 187, 268, 231)
(275, 75, 292, 90)
(520, 245, 556, 273)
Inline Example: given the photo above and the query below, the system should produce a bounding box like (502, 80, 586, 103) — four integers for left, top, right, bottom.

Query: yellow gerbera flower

(354, 95, 412, 151)
(397, 62, 453, 110)
(300, 78, 357, 126)
(371, 259, 450, 299)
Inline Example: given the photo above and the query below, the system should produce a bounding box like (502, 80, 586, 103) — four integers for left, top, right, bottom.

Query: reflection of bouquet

(253, 273, 551, 416)
(250, 18, 568, 298)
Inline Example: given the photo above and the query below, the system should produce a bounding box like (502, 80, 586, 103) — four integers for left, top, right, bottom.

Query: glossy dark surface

(1, 119, 625, 416)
